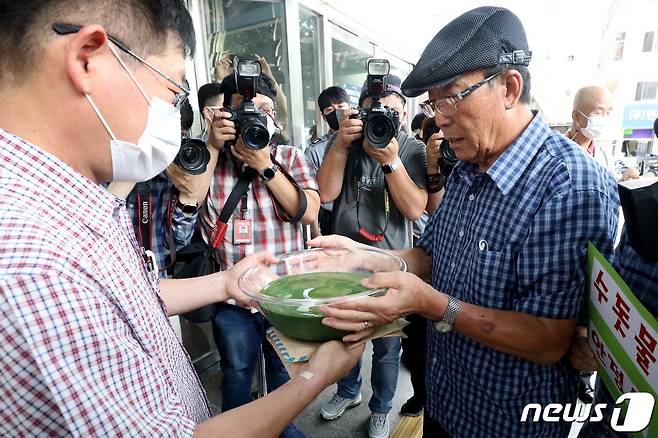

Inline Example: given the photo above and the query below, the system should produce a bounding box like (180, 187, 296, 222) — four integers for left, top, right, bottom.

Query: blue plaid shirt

(417, 112, 619, 437)
(125, 172, 197, 279)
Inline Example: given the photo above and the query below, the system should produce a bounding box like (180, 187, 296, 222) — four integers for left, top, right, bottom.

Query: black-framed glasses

(52, 23, 190, 110)
(419, 71, 503, 118)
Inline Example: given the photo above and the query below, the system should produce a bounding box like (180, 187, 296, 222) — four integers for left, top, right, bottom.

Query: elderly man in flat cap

(311, 6, 620, 437)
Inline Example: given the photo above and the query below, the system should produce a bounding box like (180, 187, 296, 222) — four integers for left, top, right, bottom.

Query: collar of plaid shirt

(0, 129, 210, 435)
(451, 111, 545, 196)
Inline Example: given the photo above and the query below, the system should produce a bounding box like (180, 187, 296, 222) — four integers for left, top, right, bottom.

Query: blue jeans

(213, 304, 302, 437)
(336, 336, 401, 414)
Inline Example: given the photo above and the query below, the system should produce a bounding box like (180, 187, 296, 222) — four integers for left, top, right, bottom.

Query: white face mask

(86, 44, 181, 182)
(578, 111, 610, 140)
(266, 113, 278, 140)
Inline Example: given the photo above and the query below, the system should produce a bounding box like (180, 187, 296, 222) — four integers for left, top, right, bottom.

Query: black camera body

(225, 55, 271, 151)
(438, 138, 458, 178)
(352, 59, 400, 149)
(175, 137, 211, 175)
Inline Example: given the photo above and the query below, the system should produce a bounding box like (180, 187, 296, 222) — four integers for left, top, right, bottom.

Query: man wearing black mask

(305, 86, 350, 237)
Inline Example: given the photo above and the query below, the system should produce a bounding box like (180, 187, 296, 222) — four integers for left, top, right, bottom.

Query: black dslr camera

(225, 55, 271, 150)
(174, 137, 211, 175)
(438, 138, 458, 178)
(352, 59, 400, 149)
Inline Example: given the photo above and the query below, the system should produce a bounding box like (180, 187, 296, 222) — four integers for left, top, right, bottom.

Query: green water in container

(261, 272, 369, 342)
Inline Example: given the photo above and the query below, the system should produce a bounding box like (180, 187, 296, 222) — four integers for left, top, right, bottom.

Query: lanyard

(136, 184, 177, 273)
(355, 176, 390, 242)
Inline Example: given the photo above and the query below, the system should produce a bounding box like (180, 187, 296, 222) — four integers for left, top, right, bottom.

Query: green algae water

(260, 272, 369, 342)
(261, 271, 369, 300)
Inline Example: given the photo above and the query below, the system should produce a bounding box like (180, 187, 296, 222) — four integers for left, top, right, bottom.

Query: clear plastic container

(238, 247, 407, 341)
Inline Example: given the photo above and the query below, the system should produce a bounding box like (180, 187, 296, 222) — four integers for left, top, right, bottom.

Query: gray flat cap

(401, 6, 532, 98)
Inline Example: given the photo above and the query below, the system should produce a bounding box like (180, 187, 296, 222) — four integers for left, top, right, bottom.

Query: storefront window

(202, 0, 292, 140)
(331, 24, 374, 108)
(299, 8, 322, 146)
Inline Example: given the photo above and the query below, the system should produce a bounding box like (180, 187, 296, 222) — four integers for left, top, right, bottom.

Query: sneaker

(369, 412, 390, 438)
(400, 396, 424, 417)
(320, 393, 362, 420)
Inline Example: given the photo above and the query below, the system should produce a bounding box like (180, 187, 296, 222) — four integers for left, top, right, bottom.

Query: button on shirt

(417, 113, 619, 437)
(0, 130, 210, 436)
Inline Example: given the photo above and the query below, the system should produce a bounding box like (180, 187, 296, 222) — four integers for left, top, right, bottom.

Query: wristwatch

(176, 200, 199, 214)
(433, 295, 460, 333)
(381, 157, 402, 174)
(260, 165, 278, 182)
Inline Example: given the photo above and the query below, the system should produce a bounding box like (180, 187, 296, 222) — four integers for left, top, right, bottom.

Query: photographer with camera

(315, 61, 428, 438)
(197, 56, 320, 438)
(106, 98, 215, 278)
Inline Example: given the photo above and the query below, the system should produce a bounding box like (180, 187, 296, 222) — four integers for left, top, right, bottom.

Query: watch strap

(436, 296, 460, 329)
(260, 165, 278, 181)
(382, 157, 402, 174)
(176, 199, 199, 214)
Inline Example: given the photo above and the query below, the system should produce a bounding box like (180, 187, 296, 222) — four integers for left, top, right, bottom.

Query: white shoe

(369, 412, 390, 438)
(320, 393, 362, 420)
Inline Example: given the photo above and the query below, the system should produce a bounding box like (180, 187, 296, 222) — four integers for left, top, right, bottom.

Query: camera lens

(365, 114, 395, 149)
(174, 138, 211, 175)
(242, 121, 270, 150)
(438, 138, 458, 179)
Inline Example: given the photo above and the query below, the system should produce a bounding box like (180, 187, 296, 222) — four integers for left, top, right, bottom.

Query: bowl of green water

(238, 247, 407, 342)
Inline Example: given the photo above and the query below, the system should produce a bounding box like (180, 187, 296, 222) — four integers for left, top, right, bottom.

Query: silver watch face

(433, 321, 453, 333)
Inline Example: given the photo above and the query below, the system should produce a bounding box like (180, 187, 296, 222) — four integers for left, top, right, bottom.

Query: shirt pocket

(464, 244, 516, 310)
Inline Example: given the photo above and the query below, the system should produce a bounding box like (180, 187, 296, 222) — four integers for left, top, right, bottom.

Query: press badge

(233, 219, 252, 244)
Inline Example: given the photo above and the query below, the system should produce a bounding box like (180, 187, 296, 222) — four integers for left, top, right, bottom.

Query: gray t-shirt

(305, 132, 334, 211)
(327, 130, 427, 250)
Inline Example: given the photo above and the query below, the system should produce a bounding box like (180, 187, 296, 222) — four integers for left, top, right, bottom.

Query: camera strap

(210, 166, 258, 249)
(136, 182, 179, 273)
(352, 154, 389, 242)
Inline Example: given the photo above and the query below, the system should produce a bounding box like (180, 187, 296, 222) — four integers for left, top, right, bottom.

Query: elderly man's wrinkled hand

(320, 271, 428, 342)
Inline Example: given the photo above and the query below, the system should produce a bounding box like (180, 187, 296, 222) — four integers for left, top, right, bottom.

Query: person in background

(565, 85, 639, 181)
(198, 70, 320, 438)
(410, 112, 426, 140)
(197, 82, 224, 141)
(0, 1, 362, 436)
(316, 74, 428, 438)
(257, 55, 290, 145)
(305, 86, 350, 238)
(106, 98, 209, 278)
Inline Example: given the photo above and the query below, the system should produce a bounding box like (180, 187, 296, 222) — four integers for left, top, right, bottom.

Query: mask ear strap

(107, 43, 151, 104)
(85, 93, 117, 140)
(266, 111, 281, 129)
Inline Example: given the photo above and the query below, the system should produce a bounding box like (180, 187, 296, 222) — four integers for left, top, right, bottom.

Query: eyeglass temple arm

(52, 23, 132, 54)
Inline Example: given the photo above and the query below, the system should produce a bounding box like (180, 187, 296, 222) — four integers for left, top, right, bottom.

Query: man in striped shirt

(0, 1, 358, 436)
